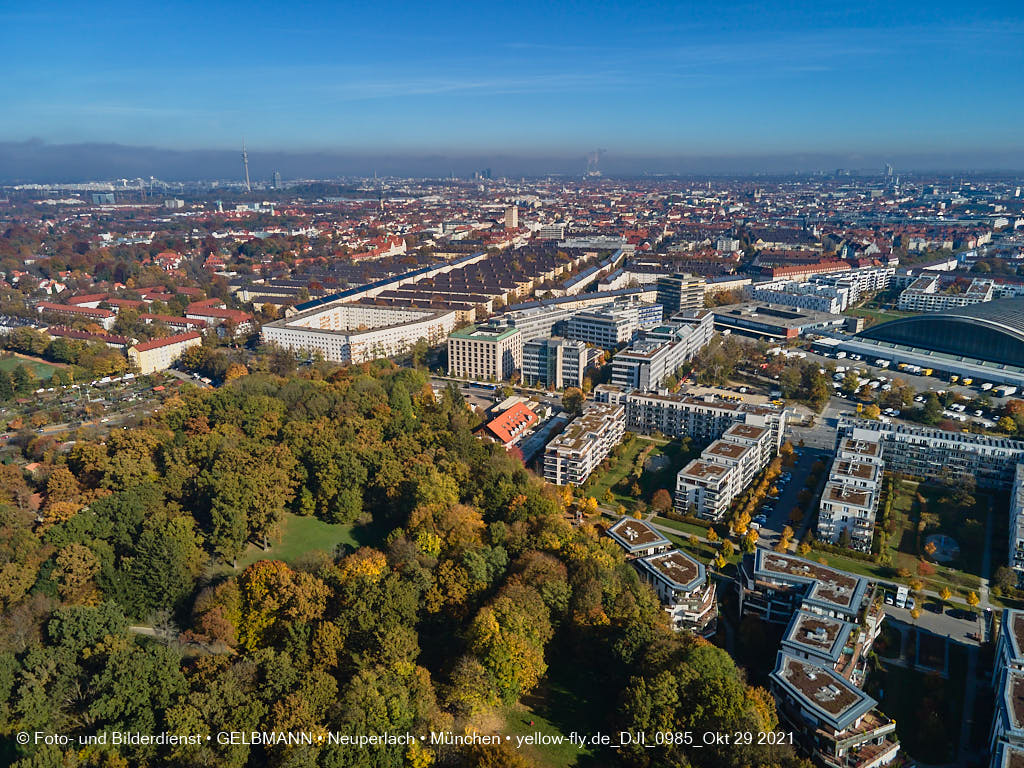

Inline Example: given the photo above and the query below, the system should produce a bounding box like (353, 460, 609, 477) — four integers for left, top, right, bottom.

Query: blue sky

(1, 0, 1022, 158)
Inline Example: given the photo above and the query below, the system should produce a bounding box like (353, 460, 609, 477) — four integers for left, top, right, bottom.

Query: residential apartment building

(991, 610, 1024, 768)
(837, 418, 1024, 487)
(447, 322, 523, 381)
(620, 390, 788, 451)
(738, 549, 874, 625)
(606, 516, 671, 559)
(675, 422, 773, 521)
(263, 302, 458, 364)
(817, 450, 884, 553)
(771, 654, 899, 768)
(739, 551, 897, 767)
(521, 336, 589, 389)
(543, 403, 626, 486)
(656, 273, 706, 314)
(127, 331, 203, 375)
(1011, 465, 1024, 584)
(897, 275, 996, 312)
(749, 279, 851, 314)
(636, 549, 718, 636)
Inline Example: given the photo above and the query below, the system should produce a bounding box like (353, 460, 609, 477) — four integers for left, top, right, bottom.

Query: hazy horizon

(2, 139, 1024, 184)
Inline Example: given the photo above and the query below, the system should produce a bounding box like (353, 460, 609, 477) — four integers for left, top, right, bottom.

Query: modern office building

(447, 322, 523, 381)
(543, 403, 626, 486)
(610, 313, 715, 391)
(656, 273, 706, 314)
(837, 418, 1024, 487)
(636, 549, 718, 636)
(565, 302, 661, 348)
(262, 301, 458, 364)
(521, 336, 588, 389)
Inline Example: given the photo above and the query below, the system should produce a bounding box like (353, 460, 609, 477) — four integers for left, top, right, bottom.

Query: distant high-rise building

(656, 273, 706, 315)
(272, 171, 282, 189)
(504, 205, 519, 230)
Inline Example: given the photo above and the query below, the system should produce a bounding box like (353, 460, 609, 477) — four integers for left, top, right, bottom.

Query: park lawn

(235, 512, 386, 569)
(844, 307, 915, 326)
(586, 436, 695, 512)
(877, 478, 984, 591)
(0, 355, 59, 380)
(584, 437, 648, 507)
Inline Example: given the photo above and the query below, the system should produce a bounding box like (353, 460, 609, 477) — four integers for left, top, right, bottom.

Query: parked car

(905, 597, 916, 611)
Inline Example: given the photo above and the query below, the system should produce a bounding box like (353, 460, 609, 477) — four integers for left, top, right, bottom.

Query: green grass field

(585, 436, 694, 511)
(235, 512, 387, 569)
(844, 306, 915, 327)
(0, 355, 59, 380)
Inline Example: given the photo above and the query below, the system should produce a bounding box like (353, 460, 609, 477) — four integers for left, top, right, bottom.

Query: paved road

(757, 447, 828, 547)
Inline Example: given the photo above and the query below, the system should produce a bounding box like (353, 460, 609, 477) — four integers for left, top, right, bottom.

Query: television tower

(241, 140, 252, 193)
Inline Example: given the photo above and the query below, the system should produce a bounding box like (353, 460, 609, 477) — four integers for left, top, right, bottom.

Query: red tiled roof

(484, 402, 538, 445)
(131, 331, 202, 352)
(36, 301, 114, 318)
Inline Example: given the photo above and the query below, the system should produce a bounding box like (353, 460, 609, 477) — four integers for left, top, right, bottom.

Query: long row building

(836, 418, 1024, 487)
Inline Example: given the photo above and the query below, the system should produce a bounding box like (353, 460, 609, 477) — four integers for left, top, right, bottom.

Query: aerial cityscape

(2, 2, 1024, 768)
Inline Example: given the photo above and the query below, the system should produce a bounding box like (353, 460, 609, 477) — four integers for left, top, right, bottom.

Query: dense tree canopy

(0, 363, 809, 768)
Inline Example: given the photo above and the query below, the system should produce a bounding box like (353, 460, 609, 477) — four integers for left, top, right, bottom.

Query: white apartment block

(837, 418, 1024, 487)
(749, 280, 851, 314)
(636, 549, 717, 636)
(817, 433, 885, 552)
(447, 322, 523, 381)
(897, 275, 995, 312)
(262, 301, 457, 364)
(1010, 465, 1024, 584)
(543, 403, 626, 486)
(621, 390, 788, 452)
(675, 422, 773, 521)
(820, 266, 894, 304)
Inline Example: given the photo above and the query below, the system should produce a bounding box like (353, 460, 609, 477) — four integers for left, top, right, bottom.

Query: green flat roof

(450, 324, 520, 341)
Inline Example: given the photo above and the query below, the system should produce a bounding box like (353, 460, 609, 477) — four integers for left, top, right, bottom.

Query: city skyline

(1, 0, 1022, 177)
